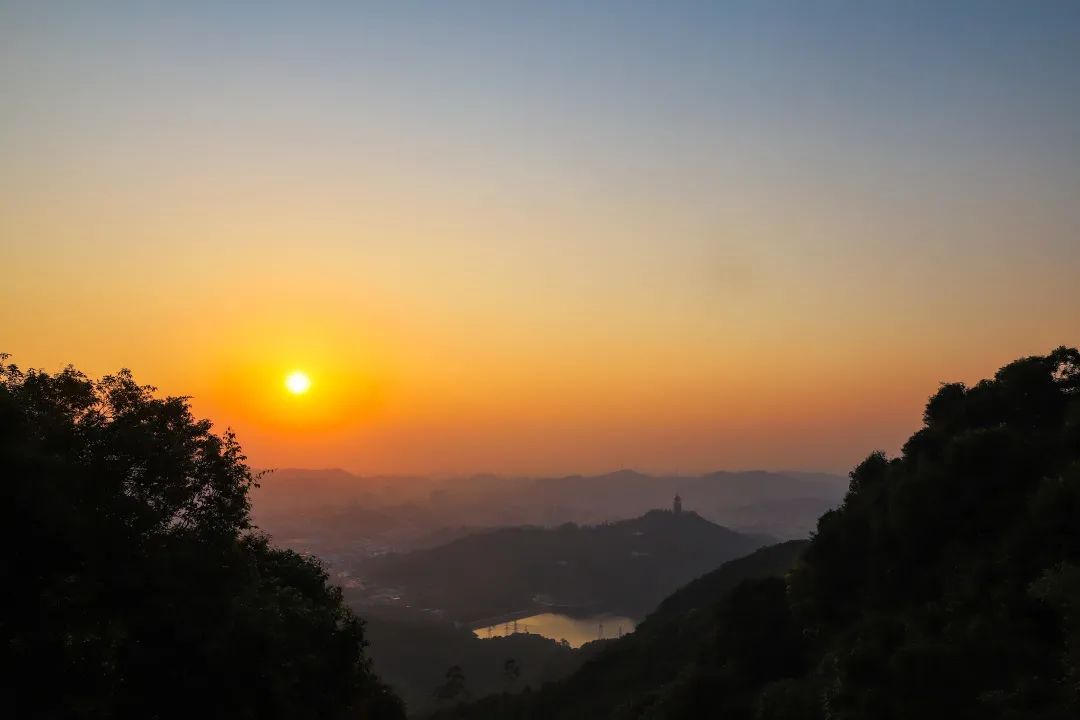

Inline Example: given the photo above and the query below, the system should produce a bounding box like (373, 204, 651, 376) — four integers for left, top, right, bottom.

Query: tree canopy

(432, 347, 1080, 719)
(786, 346, 1080, 718)
(2, 358, 404, 719)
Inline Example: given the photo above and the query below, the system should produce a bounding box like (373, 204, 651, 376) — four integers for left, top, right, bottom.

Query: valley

(251, 470, 838, 714)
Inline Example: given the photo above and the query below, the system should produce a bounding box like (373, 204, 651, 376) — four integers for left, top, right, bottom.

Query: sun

(284, 370, 311, 395)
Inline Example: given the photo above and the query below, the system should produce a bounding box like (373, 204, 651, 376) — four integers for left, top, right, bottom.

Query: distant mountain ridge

(252, 468, 846, 556)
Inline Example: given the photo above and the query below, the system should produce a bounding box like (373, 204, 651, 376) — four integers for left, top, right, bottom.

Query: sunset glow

(2, 3, 1077, 476)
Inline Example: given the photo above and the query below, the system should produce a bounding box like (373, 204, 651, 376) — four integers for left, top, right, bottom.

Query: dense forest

(2, 359, 405, 719)
(431, 347, 1080, 719)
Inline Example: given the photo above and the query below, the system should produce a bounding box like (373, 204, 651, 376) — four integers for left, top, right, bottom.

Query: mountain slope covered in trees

(2, 359, 405, 719)
(427, 540, 807, 719)
(432, 347, 1080, 719)
(359, 510, 765, 622)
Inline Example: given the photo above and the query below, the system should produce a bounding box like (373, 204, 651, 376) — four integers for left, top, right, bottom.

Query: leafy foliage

(431, 347, 1080, 719)
(789, 346, 1080, 719)
(1, 359, 404, 719)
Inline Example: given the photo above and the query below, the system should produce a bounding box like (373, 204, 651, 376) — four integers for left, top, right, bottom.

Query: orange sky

(3, 4, 1078, 475)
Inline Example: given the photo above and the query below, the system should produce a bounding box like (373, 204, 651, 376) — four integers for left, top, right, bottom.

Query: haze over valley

(252, 467, 845, 558)
(246, 466, 836, 711)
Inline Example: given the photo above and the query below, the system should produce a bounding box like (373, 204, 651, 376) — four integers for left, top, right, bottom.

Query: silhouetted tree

(1, 358, 404, 719)
(434, 665, 469, 704)
(503, 657, 521, 688)
(788, 346, 1080, 719)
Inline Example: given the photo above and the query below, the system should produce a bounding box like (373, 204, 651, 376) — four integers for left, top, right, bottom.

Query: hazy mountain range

(251, 468, 847, 566)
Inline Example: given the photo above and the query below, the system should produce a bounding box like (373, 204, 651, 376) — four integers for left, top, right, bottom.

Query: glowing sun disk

(285, 370, 311, 395)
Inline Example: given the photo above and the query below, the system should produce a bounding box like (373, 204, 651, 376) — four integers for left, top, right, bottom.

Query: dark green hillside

(360, 607, 602, 715)
(426, 541, 807, 719)
(784, 346, 1080, 719)
(2, 361, 405, 719)
(431, 347, 1080, 719)
(641, 539, 808, 629)
(360, 510, 765, 622)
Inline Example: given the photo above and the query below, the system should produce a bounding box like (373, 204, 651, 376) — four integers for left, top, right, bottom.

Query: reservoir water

(472, 612, 636, 648)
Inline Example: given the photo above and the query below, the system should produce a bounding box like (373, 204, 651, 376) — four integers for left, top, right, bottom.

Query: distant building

(673, 494, 682, 515)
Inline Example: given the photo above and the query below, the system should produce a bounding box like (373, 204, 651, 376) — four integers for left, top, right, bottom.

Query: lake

(472, 612, 636, 648)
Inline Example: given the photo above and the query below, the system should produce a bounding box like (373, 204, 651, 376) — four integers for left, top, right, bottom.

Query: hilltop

(251, 468, 843, 573)
(357, 509, 765, 622)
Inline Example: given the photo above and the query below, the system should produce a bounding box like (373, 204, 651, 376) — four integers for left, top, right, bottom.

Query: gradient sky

(3, 1, 1079, 475)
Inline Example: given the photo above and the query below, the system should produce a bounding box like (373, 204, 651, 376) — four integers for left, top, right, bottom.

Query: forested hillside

(3, 361, 405, 719)
(360, 510, 765, 622)
(427, 541, 807, 719)
(432, 347, 1080, 719)
(361, 606, 605, 715)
